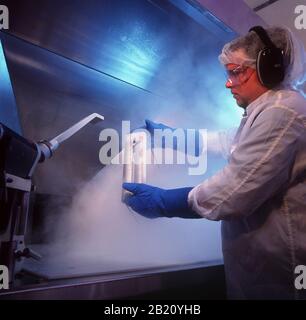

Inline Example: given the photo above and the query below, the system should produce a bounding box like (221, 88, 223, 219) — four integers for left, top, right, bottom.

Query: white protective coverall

(188, 29, 306, 299)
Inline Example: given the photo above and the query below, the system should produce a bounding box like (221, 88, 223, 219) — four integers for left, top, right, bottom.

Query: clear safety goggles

(225, 65, 250, 86)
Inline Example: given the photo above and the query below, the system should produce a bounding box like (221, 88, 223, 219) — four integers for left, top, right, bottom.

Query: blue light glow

(103, 21, 163, 89)
(0, 40, 22, 133)
(293, 77, 306, 98)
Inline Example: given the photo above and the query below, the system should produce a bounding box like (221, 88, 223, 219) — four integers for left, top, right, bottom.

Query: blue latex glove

(144, 119, 202, 156)
(122, 182, 200, 219)
(145, 119, 176, 134)
(132, 120, 174, 133)
(145, 119, 176, 150)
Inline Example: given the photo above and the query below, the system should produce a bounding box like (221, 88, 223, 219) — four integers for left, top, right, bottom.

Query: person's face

(225, 63, 256, 108)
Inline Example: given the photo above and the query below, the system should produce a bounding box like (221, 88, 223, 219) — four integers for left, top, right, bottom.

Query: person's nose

(226, 79, 233, 89)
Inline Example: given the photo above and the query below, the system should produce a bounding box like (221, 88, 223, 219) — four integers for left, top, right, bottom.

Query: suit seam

(283, 198, 299, 300)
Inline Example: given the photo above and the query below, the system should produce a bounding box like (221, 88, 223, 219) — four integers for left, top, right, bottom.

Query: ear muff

(249, 26, 285, 88)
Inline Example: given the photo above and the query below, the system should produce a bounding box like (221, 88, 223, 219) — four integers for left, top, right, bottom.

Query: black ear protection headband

(249, 26, 285, 88)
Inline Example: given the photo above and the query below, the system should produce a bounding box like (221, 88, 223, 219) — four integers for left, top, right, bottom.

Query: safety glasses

(225, 65, 250, 86)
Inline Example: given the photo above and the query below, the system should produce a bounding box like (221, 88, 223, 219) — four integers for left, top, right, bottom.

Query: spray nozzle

(38, 113, 104, 162)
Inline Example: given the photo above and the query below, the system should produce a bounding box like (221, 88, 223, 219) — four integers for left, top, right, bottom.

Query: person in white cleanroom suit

(123, 26, 306, 299)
